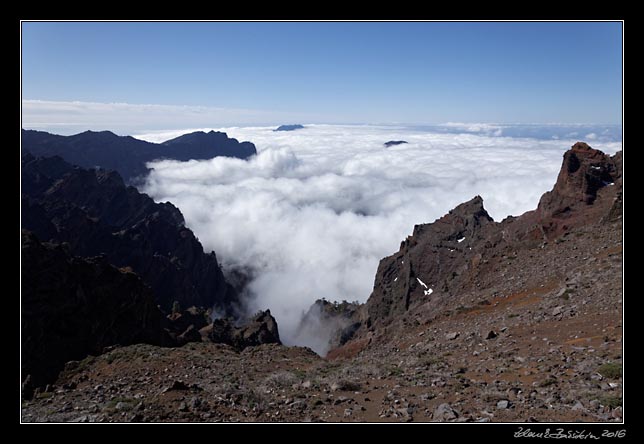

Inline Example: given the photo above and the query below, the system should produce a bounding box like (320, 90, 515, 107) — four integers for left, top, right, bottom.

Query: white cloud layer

(141, 124, 622, 352)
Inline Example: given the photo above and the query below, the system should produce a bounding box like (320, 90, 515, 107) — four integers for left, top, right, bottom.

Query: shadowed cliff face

(21, 129, 257, 184)
(21, 230, 174, 390)
(21, 154, 239, 313)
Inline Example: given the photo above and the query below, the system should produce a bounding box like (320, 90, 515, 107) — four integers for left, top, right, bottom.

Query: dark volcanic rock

(512, 143, 623, 241)
(161, 130, 256, 160)
(21, 230, 173, 390)
(166, 307, 209, 344)
(274, 124, 305, 132)
(21, 155, 238, 313)
(384, 140, 408, 147)
(22, 129, 257, 183)
(236, 310, 281, 347)
(366, 196, 494, 327)
(538, 142, 619, 217)
(208, 310, 281, 350)
(21, 196, 58, 242)
(21, 152, 75, 195)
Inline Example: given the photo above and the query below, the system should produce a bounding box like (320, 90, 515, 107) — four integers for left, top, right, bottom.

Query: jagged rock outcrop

(21, 230, 174, 391)
(207, 310, 281, 350)
(348, 142, 622, 336)
(21, 129, 257, 183)
(539, 142, 619, 212)
(366, 196, 494, 327)
(527, 142, 621, 239)
(21, 154, 238, 313)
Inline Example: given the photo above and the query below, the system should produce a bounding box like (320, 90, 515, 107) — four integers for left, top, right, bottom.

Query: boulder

(434, 403, 458, 421)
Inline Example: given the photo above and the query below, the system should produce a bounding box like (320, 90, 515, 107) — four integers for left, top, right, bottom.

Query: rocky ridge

(21, 129, 257, 183)
(21, 142, 623, 422)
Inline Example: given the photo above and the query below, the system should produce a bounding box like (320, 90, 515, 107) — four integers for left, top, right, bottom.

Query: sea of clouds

(137, 124, 621, 353)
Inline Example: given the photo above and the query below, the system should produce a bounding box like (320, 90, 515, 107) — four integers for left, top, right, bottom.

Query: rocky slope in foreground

(21, 142, 623, 423)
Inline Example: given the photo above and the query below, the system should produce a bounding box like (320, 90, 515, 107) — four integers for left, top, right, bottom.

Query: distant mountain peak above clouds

(384, 140, 408, 147)
(78, 129, 118, 136)
(274, 124, 305, 132)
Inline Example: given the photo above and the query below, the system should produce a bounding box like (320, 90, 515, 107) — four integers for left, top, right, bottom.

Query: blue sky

(22, 21, 622, 126)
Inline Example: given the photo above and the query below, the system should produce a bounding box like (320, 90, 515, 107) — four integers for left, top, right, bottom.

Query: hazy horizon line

(22, 99, 622, 134)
